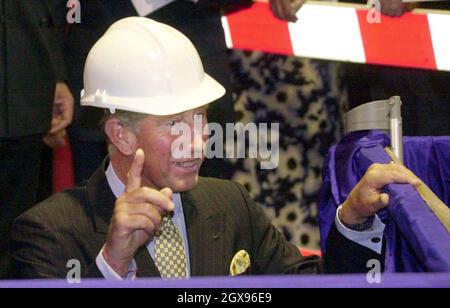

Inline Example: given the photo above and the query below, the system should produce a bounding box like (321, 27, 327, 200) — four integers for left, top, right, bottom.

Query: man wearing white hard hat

(9, 18, 421, 279)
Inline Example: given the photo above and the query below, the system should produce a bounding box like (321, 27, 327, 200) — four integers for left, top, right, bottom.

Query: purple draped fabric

(1, 273, 450, 288)
(319, 130, 450, 272)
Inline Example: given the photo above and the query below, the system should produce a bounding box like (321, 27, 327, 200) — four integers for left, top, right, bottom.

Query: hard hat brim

(81, 73, 226, 116)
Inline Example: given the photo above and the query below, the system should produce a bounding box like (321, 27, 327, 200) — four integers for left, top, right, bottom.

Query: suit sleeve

(233, 182, 382, 274)
(9, 212, 103, 279)
(9, 212, 65, 279)
(322, 224, 383, 273)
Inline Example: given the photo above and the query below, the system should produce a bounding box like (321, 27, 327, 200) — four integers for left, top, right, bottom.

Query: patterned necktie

(154, 214, 187, 279)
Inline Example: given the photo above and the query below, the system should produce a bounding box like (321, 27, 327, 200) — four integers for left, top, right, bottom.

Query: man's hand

(380, 0, 417, 17)
(50, 82, 74, 134)
(43, 129, 67, 148)
(102, 149, 175, 277)
(269, 0, 306, 22)
(43, 82, 74, 148)
(341, 162, 422, 225)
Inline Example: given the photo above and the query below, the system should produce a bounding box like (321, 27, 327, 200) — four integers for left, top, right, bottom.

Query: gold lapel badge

(229, 250, 251, 276)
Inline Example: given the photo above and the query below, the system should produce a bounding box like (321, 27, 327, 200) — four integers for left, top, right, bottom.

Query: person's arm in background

(42, 1, 74, 148)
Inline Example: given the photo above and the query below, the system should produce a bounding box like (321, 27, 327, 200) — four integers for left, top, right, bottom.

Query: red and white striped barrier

(222, 1, 450, 71)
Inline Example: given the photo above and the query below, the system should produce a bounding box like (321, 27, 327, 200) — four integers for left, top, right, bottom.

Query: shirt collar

(105, 162, 125, 198)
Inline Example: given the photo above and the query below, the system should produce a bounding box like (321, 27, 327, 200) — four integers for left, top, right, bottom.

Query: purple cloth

(319, 130, 450, 272)
(0, 273, 450, 288)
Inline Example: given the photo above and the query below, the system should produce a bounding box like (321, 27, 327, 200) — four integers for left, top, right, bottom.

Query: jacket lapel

(135, 246, 161, 278)
(182, 180, 227, 276)
(86, 160, 115, 235)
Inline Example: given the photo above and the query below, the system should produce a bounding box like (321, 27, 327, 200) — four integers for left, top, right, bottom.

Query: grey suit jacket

(9, 160, 379, 279)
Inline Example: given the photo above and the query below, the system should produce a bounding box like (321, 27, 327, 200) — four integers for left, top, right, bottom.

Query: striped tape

(222, 1, 450, 71)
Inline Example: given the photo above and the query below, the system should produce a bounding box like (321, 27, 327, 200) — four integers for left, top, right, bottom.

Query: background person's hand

(43, 82, 74, 148)
(49, 82, 74, 135)
(340, 162, 422, 225)
(380, 0, 417, 17)
(269, 0, 306, 22)
(42, 128, 67, 148)
(102, 149, 175, 277)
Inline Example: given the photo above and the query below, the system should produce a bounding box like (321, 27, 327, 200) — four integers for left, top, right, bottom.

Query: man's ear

(104, 118, 136, 156)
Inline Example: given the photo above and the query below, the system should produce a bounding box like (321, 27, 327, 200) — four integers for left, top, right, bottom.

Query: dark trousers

(0, 135, 43, 277)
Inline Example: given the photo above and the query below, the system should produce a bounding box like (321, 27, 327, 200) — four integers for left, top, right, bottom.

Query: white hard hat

(80, 17, 226, 115)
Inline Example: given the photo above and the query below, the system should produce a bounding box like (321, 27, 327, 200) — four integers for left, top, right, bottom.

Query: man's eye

(168, 119, 182, 127)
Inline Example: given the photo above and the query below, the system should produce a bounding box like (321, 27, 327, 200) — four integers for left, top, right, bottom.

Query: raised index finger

(126, 149, 145, 193)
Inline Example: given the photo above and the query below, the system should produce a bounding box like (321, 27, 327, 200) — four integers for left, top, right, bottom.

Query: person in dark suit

(9, 17, 421, 280)
(8, 159, 370, 278)
(0, 0, 73, 277)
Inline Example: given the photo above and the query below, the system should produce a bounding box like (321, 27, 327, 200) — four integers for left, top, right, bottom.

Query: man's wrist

(340, 200, 369, 225)
(338, 206, 374, 232)
(102, 247, 132, 278)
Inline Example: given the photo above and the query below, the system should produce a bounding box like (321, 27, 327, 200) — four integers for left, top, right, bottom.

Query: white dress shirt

(97, 163, 385, 280)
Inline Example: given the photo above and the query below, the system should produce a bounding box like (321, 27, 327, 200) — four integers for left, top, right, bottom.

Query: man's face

(135, 106, 208, 193)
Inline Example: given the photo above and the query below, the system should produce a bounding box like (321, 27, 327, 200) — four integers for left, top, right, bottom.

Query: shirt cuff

(335, 205, 385, 254)
(96, 247, 137, 280)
